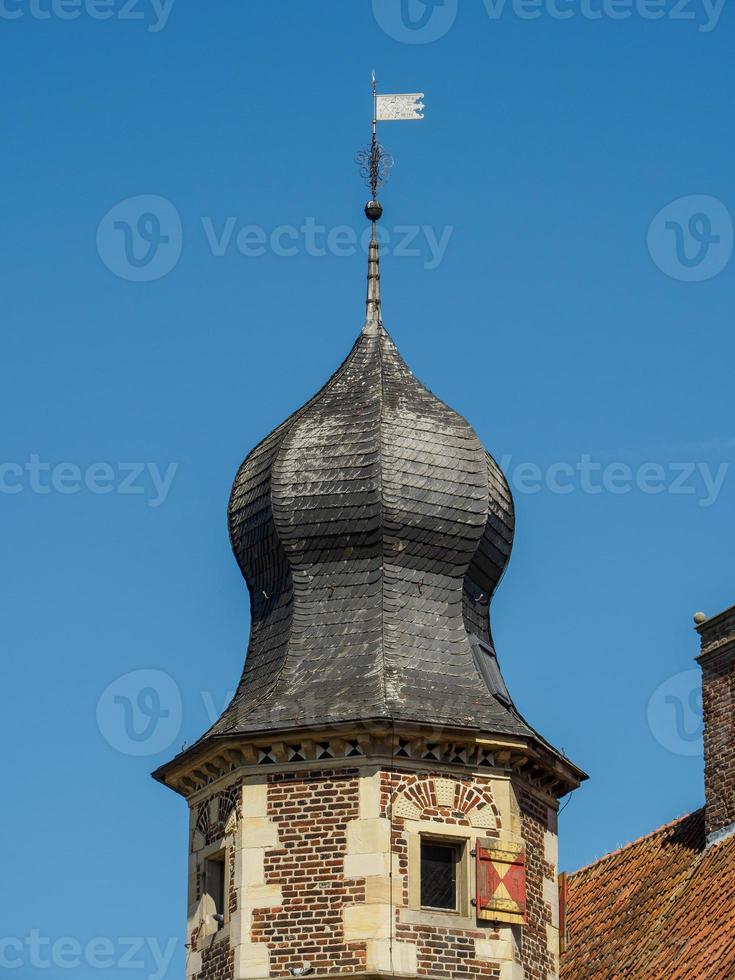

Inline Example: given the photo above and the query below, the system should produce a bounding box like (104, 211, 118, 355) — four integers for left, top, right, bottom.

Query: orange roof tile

(561, 808, 735, 979)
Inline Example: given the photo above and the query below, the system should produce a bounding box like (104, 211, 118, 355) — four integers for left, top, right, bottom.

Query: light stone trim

(366, 938, 418, 975)
(545, 806, 559, 866)
(347, 817, 391, 855)
(242, 780, 268, 818)
(475, 927, 525, 978)
(241, 817, 279, 849)
(494, 777, 523, 839)
(544, 828, 559, 867)
(359, 767, 382, 819)
(344, 851, 401, 878)
(501, 962, 526, 980)
(543, 877, 559, 929)
(475, 937, 514, 961)
(344, 770, 405, 964)
(186, 949, 202, 977)
(233, 778, 282, 980)
(236, 942, 270, 980)
(547, 923, 560, 974)
(343, 903, 392, 940)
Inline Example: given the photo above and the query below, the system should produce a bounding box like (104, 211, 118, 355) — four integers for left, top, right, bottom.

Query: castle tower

(154, 164, 585, 980)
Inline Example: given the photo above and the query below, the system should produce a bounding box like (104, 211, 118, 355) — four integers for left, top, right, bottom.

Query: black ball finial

(365, 200, 383, 222)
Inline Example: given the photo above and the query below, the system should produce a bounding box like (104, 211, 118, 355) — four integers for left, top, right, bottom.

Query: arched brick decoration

(192, 782, 242, 850)
(392, 773, 501, 829)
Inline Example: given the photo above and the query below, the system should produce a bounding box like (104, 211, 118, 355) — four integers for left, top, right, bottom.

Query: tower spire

(363, 212, 382, 334)
(354, 74, 426, 332)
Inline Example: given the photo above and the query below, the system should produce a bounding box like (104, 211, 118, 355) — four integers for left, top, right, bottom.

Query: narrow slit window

(420, 840, 460, 911)
(205, 852, 226, 927)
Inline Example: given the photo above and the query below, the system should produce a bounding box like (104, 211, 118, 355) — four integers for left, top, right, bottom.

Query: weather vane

(355, 71, 425, 222)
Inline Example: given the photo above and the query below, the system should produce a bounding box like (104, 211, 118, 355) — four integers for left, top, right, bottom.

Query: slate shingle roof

(152, 228, 584, 787)
(196, 228, 540, 743)
(561, 808, 735, 980)
(214, 312, 527, 736)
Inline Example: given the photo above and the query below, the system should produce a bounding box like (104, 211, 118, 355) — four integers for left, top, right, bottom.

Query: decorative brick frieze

(165, 729, 579, 804)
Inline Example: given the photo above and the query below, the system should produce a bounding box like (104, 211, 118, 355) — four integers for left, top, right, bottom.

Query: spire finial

(354, 74, 426, 333)
(363, 219, 382, 334)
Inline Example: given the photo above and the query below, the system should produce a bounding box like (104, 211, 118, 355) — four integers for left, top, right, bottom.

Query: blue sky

(1, 1, 733, 975)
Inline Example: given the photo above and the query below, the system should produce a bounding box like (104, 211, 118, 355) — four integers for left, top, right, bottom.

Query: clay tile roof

(561, 807, 735, 979)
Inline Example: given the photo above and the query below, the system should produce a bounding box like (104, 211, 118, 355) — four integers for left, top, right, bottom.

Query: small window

(205, 852, 226, 927)
(420, 840, 460, 911)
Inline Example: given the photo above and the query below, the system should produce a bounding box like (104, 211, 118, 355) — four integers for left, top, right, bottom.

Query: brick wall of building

(699, 654, 735, 840)
(195, 940, 235, 980)
(697, 607, 735, 841)
(701, 651, 735, 838)
(386, 768, 506, 979)
(187, 761, 560, 980)
(517, 788, 557, 980)
(253, 768, 367, 977)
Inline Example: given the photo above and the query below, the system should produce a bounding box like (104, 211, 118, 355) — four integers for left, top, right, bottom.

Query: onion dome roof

(206, 229, 532, 739)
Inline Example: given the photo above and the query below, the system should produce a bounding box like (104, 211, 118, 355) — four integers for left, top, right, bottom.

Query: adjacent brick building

(560, 604, 735, 980)
(154, 202, 584, 980)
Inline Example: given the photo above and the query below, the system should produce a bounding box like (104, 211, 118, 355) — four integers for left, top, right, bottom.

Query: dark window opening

(420, 840, 460, 911)
(205, 852, 226, 927)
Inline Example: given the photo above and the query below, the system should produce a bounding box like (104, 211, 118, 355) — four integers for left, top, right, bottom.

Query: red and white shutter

(476, 839, 527, 924)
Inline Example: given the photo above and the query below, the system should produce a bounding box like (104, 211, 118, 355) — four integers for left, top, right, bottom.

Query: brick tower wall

(185, 762, 561, 980)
